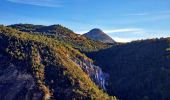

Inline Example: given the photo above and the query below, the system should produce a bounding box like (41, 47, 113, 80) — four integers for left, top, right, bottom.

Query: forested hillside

(9, 24, 111, 52)
(86, 38, 170, 100)
(0, 25, 116, 100)
(2, 23, 170, 100)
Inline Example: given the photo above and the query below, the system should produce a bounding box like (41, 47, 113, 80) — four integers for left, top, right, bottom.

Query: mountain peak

(89, 28, 105, 34)
(83, 28, 115, 44)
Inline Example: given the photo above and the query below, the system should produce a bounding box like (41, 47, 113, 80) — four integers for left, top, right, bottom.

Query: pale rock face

(71, 56, 108, 90)
(0, 55, 43, 100)
(0, 53, 108, 100)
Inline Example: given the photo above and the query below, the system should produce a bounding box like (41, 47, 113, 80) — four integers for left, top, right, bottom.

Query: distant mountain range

(0, 24, 170, 100)
(83, 28, 115, 44)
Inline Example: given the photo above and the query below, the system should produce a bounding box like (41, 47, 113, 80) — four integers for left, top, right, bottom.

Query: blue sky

(0, 0, 170, 42)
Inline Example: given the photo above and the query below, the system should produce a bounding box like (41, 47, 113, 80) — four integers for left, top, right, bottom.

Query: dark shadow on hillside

(85, 38, 170, 100)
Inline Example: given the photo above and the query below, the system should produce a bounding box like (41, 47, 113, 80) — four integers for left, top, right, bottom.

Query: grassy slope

(0, 26, 116, 100)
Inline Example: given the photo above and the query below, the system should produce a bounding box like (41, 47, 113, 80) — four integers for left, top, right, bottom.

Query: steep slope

(83, 28, 115, 44)
(0, 26, 116, 100)
(9, 24, 111, 52)
(86, 38, 170, 100)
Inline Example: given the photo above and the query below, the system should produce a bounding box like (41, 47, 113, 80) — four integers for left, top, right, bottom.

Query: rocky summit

(83, 28, 115, 44)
